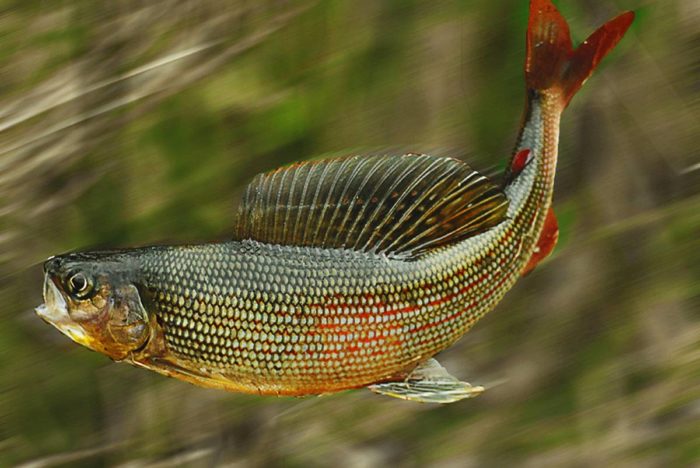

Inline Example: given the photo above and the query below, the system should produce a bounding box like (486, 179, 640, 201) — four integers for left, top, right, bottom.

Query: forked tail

(526, 0, 634, 107)
(506, 1, 634, 275)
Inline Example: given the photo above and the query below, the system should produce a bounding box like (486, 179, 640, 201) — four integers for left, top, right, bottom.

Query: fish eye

(67, 272, 93, 299)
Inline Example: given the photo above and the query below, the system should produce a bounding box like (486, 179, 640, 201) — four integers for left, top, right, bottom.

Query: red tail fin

(526, 0, 634, 107)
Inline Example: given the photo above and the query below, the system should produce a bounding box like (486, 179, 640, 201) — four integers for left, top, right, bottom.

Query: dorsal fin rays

(381, 169, 479, 252)
(255, 172, 272, 240)
(375, 159, 456, 254)
(372, 157, 448, 255)
(302, 161, 333, 245)
(234, 154, 509, 259)
(437, 184, 501, 228)
(360, 155, 437, 253)
(315, 157, 353, 245)
(357, 159, 420, 251)
(348, 156, 410, 251)
(259, 169, 273, 241)
(290, 163, 314, 243)
(337, 157, 386, 247)
(384, 169, 504, 254)
(321, 157, 373, 247)
(281, 163, 301, 243)
(388, 194, 484, 254)
(380, 163, 463, 250)
(342, 157, 385, 246)
(274, 167, 291, 243)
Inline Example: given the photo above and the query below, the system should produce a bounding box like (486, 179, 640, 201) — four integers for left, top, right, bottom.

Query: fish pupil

(72, 275, 85, 291)
(68, 272, 91, 297)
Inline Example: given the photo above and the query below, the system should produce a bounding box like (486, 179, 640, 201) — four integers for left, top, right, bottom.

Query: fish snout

(37, 274, 69, 324)
(36, 273, 96, 348)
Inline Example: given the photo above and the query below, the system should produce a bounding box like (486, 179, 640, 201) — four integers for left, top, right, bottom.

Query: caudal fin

(526, 0, 634, 107)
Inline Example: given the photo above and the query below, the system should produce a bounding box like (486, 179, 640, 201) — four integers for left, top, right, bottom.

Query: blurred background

(1, 0, 698, 466)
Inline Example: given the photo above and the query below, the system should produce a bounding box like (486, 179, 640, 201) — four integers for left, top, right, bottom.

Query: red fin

(510, 149, 532, 177)
(526, 0, 634, 107)
(522, 207, 559, 275)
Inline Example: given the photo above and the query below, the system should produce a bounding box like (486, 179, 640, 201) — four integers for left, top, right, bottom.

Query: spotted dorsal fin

(234, 154, 508, 258)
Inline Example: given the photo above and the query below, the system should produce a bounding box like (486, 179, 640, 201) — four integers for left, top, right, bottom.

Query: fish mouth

(35, 274, 95, 349)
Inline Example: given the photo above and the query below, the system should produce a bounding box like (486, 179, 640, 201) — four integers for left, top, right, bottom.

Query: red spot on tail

(511, 149, 532, 176)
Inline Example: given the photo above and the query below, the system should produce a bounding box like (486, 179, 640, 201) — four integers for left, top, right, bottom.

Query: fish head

(36, 252, 151, 361)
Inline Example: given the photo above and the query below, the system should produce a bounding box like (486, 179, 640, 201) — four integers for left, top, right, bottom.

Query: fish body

(37, 0, 634, 403)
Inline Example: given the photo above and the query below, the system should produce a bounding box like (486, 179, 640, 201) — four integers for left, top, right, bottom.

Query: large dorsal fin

(234, 154, 508, 258)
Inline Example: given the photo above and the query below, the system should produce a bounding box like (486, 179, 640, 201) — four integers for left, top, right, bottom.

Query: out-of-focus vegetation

(1, 0, 698, 466)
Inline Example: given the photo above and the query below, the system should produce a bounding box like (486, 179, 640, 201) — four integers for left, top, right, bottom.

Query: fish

(36, 0, 634, 403)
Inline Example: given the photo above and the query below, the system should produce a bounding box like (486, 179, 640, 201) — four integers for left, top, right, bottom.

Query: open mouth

(36, 274, 94, 348)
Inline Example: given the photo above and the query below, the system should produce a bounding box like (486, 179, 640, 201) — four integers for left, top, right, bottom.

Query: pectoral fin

(368, 358, 484, 404)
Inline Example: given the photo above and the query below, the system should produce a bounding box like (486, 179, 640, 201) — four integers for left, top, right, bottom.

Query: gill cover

(103, 284, 152, 356)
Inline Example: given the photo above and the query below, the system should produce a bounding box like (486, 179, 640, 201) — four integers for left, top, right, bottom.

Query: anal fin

(368, 358, 484, 404)
(522, 207, 559, 275)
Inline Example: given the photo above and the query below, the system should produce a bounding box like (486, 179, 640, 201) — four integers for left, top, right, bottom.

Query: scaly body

(36, 1, 634, 403)
(128, 82, 559, 396)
